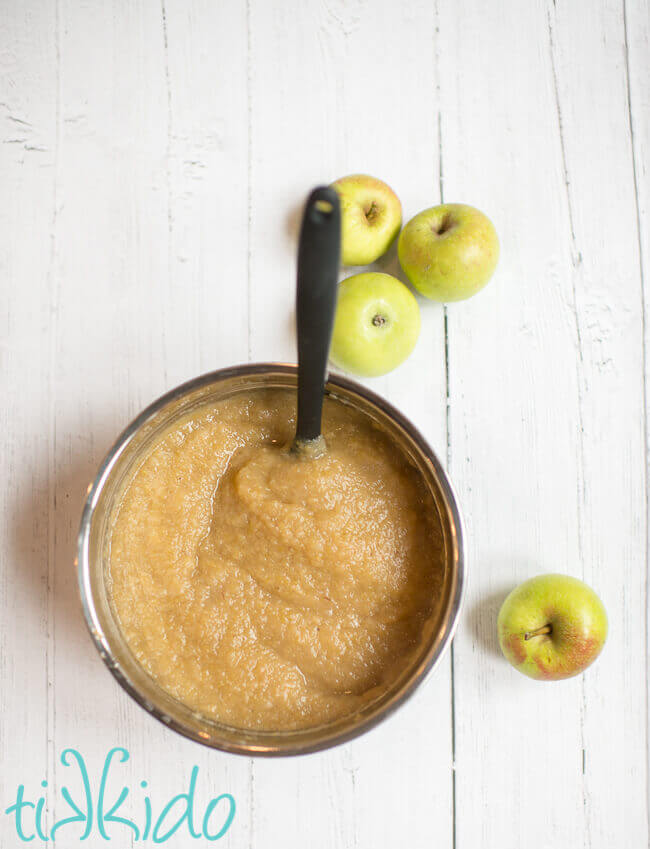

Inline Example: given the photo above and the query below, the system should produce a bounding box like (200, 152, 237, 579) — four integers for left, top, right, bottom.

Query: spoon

(291, 185, 342, 457)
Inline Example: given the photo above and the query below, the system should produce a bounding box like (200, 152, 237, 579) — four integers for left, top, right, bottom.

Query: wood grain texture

(0, 0, 647, 846)
(438, 2, 588, 843)
(549, 4, 647, 842)
(0, 0, 56, 821)
(625, 0, 650, 831)
(439, 0, 649, 845)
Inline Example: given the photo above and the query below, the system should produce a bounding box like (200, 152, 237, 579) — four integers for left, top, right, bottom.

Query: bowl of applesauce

(78, 363, 465, 755)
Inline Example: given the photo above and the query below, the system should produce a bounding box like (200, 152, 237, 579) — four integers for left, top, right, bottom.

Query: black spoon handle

(294, 185, 341, 445)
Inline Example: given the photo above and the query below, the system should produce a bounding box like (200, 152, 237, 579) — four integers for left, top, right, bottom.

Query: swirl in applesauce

(107, 388, 444, 731)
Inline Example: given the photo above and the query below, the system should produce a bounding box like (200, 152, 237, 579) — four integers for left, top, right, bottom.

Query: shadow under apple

(465, 583, 514, 660)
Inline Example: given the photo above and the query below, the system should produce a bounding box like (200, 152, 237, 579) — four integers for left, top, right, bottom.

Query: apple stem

(524, 624, 552, 640)
(433, 214, 453, 236)
(372, 314, 387, 327)
(365, 202, 378, 222)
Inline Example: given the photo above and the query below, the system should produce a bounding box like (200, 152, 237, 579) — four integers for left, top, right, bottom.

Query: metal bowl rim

(77, 362, 466, 756)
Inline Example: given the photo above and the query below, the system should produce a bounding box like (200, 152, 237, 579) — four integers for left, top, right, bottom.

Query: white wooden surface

(0, 0, 648, 846)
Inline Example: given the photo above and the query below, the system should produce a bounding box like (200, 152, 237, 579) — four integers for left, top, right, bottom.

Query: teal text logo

(4, 747, 236, 843)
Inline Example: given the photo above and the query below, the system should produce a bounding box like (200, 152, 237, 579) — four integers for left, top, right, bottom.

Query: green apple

(497, 574, 608, 681)
(398, 203, 499, 301)
(330, 272, 420, 377)
(331, 174, 402, 266)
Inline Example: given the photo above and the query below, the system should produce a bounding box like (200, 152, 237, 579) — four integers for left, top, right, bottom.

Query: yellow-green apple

(329, 272, 420, 377)
(331, 174, 402, 265)
(497, 574, 607, 681)
(398, 203, 499, 301)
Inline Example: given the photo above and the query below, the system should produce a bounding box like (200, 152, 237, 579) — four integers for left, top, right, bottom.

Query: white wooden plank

(624, 0, 650, 826)
(246, 1, 453, 847)
(0, 0, 56, 833)
(42, 4, 171, 841)
(41, 1, 250, 846)
(549, 2, 648, 843)
(439, 0, 648, 845)
(437, 0, 594, 846)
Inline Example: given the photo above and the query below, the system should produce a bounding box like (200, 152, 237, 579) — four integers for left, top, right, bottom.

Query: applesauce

(107, 388, 444, 731)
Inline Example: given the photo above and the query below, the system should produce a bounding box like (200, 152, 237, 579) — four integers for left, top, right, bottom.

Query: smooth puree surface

(108, 388, 444, 731)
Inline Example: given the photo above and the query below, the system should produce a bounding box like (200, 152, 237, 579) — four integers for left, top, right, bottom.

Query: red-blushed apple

(497, 573, 608, 681)
(331, 174, 402, 266)
(398, 203, 499, 302)
(329, 272, 420, 377)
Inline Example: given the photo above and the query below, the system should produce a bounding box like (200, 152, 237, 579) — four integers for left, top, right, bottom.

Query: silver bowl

(77, 363, 465, 756)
